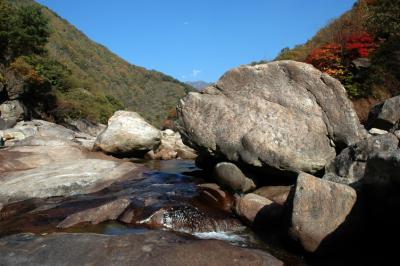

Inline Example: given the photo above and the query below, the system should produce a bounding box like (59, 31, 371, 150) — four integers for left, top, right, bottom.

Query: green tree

(366, 0, 400, 38)
(0, 0, 50, 64)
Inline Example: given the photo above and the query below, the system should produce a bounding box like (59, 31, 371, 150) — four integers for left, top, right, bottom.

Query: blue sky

(36, 0, 356, 82)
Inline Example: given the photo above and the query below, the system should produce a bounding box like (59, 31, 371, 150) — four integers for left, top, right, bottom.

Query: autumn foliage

(345, 32, 377, 58)
(306, 32, 376, 72)
(305, 32, 378, 97)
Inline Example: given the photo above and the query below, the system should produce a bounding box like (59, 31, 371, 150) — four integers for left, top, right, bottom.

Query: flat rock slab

(178, 61, 365, 175)
(0, 159, 138, 204)
(0, 145, 86, 173)
(57, 198, 132, 228)
(0, 232, 283, 266)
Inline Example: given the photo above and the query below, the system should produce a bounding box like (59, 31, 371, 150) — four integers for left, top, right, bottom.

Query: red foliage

(306, 32, 377, 77)
(345, 32, 377, 58)
(306, 43, 342, 73)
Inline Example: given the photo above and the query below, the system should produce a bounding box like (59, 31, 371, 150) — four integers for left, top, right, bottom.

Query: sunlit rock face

(178, 61, 366, 175)
(94, 111, 161, 156)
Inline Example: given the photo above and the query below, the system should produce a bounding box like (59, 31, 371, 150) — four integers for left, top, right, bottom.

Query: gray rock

(326, 134, 399, 183)
(66, 118, 106, 137)
(290, 173, 357, 252)
(95, 111, 161, 156)
(146, 129, 197, 160)
(0, 118, 6, 131)
(352, 58, 371, 69)
(364, 150, 400, 186)
(0, 232, 283, 266)
(0, 159, 138, 204)
(177, 61, 366, 175)
(0, 100, 27, 129)
(0, 144, 86, 173)
(367, 95, 400, 130)
(0, 120, 97, 149)
(214, 162, 256, 193)
(322, 173, 354, 186)
(4, 69, 26, 100)
(395, 130, 400, 140)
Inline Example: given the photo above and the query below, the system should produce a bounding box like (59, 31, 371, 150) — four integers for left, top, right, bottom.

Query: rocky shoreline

(176, 61, 400, 257)
(1, 60, 400, 265)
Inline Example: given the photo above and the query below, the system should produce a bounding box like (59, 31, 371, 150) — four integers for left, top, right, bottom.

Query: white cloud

(191, 69, 201, 77)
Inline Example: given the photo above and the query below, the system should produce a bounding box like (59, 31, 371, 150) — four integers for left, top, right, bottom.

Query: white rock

(369, 128, 389, 136)
(94, 111, 161, 156)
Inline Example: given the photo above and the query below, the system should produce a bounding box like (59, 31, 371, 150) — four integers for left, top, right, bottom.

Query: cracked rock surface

(177, 61, 366, 175)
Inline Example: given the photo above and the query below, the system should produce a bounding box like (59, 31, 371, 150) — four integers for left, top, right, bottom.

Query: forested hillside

(1, 0, 193, 126)
(272, 0, 400, 121)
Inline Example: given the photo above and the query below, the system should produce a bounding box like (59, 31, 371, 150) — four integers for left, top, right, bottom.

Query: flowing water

(0, 159, 306, 265)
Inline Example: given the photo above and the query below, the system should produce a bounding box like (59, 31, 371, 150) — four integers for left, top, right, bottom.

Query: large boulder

(94, 111, 161, 156)
(0, 100, 27, 129)
(367, 95, 400, 130)
(290, 173, 357, 252)
(0, 232, 283, 266)
(177, 61, 366, 175)
(325, 134, 399, 184)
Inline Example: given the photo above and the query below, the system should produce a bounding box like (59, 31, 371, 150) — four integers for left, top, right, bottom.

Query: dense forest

(0, 0, 193, 126)
(256, 0, 400, 121)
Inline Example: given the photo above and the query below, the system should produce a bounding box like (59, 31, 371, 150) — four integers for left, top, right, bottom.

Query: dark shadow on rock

(305, 182, 400, 265)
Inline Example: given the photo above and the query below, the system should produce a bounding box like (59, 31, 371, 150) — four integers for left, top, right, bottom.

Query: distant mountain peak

(185, 81, 212, 91)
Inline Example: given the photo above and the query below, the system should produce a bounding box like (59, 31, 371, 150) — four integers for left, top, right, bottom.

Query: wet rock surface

(0, 232, 283, 266)
(197, 183, 234, 212)
(0, 159, 295, 265)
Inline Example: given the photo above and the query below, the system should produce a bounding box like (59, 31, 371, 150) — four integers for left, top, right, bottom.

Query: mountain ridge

(12, 0, 194, 126)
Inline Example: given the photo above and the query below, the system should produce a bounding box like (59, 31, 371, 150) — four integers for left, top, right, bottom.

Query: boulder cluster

(177, 60, 400, 253)
(0, 110, 196, 208)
